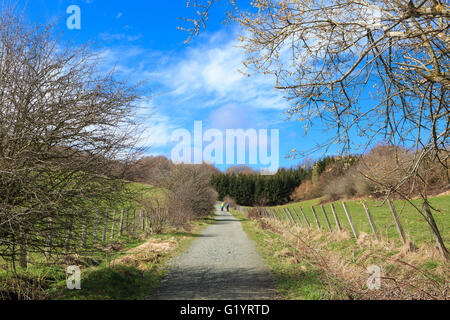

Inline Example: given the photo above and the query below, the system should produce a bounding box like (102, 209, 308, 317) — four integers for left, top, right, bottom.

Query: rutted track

(148, 205, 279, 300)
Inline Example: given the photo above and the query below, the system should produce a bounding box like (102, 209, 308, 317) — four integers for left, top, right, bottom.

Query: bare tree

(0, 4, 144, 270)
(164, 163, 218, 224)
(184, 0, 449, 259)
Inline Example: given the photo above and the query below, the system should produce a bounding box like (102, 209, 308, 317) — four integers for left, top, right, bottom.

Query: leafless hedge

(0, 4, 144, 271)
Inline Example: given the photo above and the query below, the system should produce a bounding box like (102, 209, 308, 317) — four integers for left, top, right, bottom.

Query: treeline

(211, 167, 310, 206)
(211, 143, 450, 207)
(291, 144, 449, 202)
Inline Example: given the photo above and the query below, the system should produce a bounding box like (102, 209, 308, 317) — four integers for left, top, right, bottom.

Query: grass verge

(1, 217, 212, 300)
(50, 218, 212, 300)
(232, 208, 449, 300)
(232, 210, 336, 300)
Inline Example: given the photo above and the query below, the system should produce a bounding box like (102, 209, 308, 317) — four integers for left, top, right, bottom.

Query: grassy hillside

(0, 181, 169, 299)
(268, 195, 449, 247)
(236, 194, 450, 299)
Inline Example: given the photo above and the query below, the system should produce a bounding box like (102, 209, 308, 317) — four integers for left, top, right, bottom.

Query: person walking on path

(226, 203, 230, 212)
(221, 202, 224, 211)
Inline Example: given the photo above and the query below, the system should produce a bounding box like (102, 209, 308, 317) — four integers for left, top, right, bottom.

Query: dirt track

(148, 205, 279, 300)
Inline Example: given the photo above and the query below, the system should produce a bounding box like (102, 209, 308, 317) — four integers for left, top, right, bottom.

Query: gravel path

(149, 204, 279, 300)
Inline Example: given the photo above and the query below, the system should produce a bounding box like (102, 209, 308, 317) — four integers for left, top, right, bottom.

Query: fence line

(257, 200, 417, 247)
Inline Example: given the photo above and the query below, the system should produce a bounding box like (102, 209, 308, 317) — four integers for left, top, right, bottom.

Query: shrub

(322, 174, 357, 201)
(247, 207, 264, 220)
(354, 145, 414, 198)
(165, 164, 218, 225)
(290, 180, 321, 201)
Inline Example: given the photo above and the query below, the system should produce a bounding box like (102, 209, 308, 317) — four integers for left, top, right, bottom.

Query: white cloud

(137, 114, 176, 149)
(150, 32, 288, 110)
(92, 31, 290, 156)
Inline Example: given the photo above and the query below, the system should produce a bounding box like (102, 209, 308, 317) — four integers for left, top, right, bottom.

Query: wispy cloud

(94, 30, 290, 157)
(150, 31, 287, 111)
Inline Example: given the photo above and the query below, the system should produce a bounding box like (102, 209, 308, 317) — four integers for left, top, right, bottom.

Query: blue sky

(22, 0, 350, 171)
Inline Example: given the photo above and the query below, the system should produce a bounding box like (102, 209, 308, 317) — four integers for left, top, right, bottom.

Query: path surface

(149, 205, 279, 300)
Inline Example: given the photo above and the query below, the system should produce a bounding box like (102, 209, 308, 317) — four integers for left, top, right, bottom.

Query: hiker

(226, 202, 230, 212)
(221, 202, 224, 211)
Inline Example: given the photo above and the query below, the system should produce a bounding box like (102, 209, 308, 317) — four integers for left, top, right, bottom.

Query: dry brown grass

(112, 238, 177, 271)
(258, 217, 449, 299)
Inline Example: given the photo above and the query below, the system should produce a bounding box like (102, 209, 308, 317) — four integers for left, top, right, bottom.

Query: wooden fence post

(292, 208, 303, 227)
(132, 209, 136, 234)
(283, 208, 293, 225)
(320, 205, 332, 231)
(110, 210, 116, 239)
(118, 209, 124, 236)
(65, 215, 74, 251)
(276, 208, 283, 221)
(269, 207, 279, 220)
(299, 207, 310, 226)
(79, 212, 89, 248)
(143, 210, 147, 232)
(92, 210, 98, 244)
(422, 201, 449, 260)
(125, 209, 130, 234)
(342, 202, 358, 239)
(362, 202, 380, 241)
(44, 216, 54, 259)
(280, 208, 290, 224)
(387, 199, 406, 245)
(286, 208, 300, 227)
(137, 209, 142, 231)
(102, 210, 109, 243)
(311, 206, 321, 229)
(330, 203, 341, 231)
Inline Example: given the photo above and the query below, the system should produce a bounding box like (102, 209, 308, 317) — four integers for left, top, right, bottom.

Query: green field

(266, 195, 449, 248)
(0, 181, 170, 299)
(48, 218, 213, 300)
